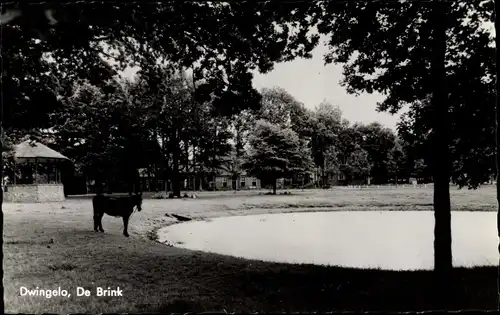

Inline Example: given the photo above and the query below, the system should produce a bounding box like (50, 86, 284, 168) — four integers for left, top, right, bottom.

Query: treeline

(5, 67, 440, 196)
(6, 67, 494, 196)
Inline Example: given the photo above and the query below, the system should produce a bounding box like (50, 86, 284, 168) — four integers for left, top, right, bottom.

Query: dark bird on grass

(170, 214, 192, 222)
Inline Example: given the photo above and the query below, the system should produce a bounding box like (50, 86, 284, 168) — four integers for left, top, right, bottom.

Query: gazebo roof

(14, 140, 69, 162)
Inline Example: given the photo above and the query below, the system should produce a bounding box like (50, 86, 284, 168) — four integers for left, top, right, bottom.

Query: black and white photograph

(1, 0, 499, 313)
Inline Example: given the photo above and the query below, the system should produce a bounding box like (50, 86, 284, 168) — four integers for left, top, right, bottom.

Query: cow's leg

(93, 214, 99, 232)
(122, 214, 130, 237)
(98, 213, 105, 232)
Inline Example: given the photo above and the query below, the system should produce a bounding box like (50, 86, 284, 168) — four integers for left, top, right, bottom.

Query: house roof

(218, 170, 251, 176)
(14, 140, 69, 163)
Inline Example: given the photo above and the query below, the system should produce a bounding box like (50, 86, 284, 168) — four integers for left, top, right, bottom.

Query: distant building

(135, 164, 262, 191)
(214, 171, 261, 190)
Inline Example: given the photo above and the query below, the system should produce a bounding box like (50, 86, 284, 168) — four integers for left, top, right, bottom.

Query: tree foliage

(340, 146, 372, 182)
(244, 120, 314, 194)
(2, 2, 321, 127)
(48, 79, 156, 192)
(316, 0, 494, 189)
(355, 122, 397, 184)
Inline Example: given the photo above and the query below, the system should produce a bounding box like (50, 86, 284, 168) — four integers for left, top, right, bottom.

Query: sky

(251, 37, 403, 131)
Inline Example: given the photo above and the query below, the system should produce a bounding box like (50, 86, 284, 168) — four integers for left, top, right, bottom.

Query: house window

(252, 179, 257, 187)
(222, 177, 228, 188)
(240, 176, 246, 187)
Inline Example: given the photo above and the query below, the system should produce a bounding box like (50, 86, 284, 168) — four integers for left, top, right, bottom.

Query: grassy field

(3, 186, 499, 313)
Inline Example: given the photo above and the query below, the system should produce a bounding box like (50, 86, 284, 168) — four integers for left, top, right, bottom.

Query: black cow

(92, 193, 143, 237)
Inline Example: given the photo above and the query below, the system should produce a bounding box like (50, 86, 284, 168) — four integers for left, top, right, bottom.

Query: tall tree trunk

(161, 133, 168, 193)
(320, 148, 325, 188)
(193, 145, 199, 190)
(152, 130, 158, 192)
(126, 160, 134, 195)
(134, 168, 140, 193)
(172, 129, 181, 197)
(96, 169, 104, 195)
(322, 165, 326, 188)
(0, 131, 3, 206)
(212, 124, 217, 190)
(184, 139, 189, 180)
(272, 178, 277, 195)
(198, 147, 205, 191)
(235, 127, 243, 191)
(430, 0, 452, 303)
(0, 93, 4, 313)
(494, 0, 500, 309)
(1, 130, 3, 206)
(191, 63, 202, 192)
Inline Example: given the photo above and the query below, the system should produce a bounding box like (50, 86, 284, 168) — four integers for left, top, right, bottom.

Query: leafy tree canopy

(315, 0, 494, 189)
(244, 120, 314, 194)
(3, 2, 321, 132)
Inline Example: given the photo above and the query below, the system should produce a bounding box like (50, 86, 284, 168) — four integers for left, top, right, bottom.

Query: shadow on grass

(149, 262, 498, 312)
(244, 266, 497, 312)
(139, 299, 207, 313)
(4, 228, 497, 313)
(48, 263, 77, 272)
(4, 240, 40, 245)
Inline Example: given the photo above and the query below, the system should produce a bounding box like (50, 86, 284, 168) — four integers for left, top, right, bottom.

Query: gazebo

(4, 140, 70, 202)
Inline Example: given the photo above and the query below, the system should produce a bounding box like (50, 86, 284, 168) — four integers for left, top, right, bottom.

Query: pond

(157, 211, 497, 271)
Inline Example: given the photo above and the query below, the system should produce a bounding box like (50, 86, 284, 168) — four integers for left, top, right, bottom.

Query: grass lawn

(3, 186, 499, 313)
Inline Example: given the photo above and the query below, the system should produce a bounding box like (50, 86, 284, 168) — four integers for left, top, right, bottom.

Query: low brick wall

(4, 184, 65, 203)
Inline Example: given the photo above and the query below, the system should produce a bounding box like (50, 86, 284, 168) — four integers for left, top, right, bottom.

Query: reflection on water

(157, 211, 497, 271)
